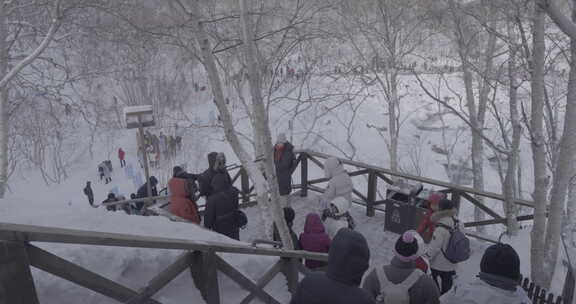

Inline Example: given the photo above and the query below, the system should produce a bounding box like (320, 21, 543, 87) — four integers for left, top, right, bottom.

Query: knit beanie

(480, 243, 521, 281)
(394, 230, 424, 262)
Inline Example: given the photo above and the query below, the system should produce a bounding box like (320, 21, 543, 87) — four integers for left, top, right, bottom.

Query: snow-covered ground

(2, 67, 570, 302)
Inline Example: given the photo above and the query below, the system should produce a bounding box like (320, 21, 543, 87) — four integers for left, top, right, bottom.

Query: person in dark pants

(136, 176, 158, 214)
(204, 173, 240, 240)
(424, 199, 458, 295)
(274, 133, 296, 207)
(83, 181, 94, 207)
(290, 228, 374, 304)
(118, 148, 126, 168)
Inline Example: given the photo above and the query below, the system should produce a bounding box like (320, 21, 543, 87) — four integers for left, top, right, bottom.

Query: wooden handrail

(296, 149, 535, 208)
(0, 223, 328, 261)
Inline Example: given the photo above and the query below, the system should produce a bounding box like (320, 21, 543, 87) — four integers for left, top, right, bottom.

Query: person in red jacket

(416, 193, 445, 243)
(118, 148, 126, 168)
(169, 166, 200, 224)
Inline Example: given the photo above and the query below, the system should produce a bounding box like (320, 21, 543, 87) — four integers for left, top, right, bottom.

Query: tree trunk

(530, 1, 550, 287)
(541, 0, 576, 288)
(238, 0, 294, 249)
(505, 20, 521, 235)
(0, 7, 8, 198)
(389, 71, 399, 172)
(568, 174, 576, 228)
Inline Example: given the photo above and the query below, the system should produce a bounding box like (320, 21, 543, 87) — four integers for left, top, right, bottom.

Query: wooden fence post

(300, 153, 308, 197)
(366, 170, 377, 217)
(281, 258, 299, 296)
(190, 251, 220, 304)
(240, 168, 250, 203)
(0, 242, 39, 304)
(451, 190, 461, 211)
(563, 266, 575, 304)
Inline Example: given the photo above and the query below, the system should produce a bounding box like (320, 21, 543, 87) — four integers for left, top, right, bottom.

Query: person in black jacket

(198, 152, 218, 197)
(135, 176, 158, 214)
(204, 172, 240, 240)
(272, 207, 300, 250)
(274, 133, 296, 207)
(103, 193, 118, 211)
(290, 228, 374, 304)
(83, 181, 94, 207)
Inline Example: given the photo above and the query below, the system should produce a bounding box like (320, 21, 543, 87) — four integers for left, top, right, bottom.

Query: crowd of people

(82, 133, 531, 303)
(139, 131, 183, 168)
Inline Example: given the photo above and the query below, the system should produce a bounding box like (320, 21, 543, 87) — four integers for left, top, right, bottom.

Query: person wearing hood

(204, 172, 240, 240)
(135, 176, 159, 214)
(320, 157, 353, 209)
(169, 166, 200, 224)
(362, 230, 440, 304)
(198, 152, 218, 197)
(299, 213, 331, 269)
(323, 196, 353, 239)
(290, 228, 374, 304)
(423, 199, 459, 295)
(274, 133, 296, 207)
(441, 243, 531, 304)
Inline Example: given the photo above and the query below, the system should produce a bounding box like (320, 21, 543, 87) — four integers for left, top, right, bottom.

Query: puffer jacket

(290, 228, 374, 304)
(441, 274, 532, 304)
(424, 209, 458, 272)
(320, 157, 353, 207)
(299, 213, 331, 269)
(169, 176, 200, 224)
(323, 197, 352, 239)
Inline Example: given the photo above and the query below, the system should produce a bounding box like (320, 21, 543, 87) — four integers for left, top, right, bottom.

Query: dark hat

(394, 230, 424, 261)
(439, 199, 454, 211)
(283, 207, 295, 225)
(173, 166, 184, 177)
(480, 243, 521, 280)
(149, 176, 158, 186)
(107, 193, 116, 199)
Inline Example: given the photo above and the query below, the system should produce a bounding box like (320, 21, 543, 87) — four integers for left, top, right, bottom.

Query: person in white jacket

(320, 157, 353, 209)
(323, 196, 352, 239)
(423, 199, 458, 295)
(441, 243, 532, 304)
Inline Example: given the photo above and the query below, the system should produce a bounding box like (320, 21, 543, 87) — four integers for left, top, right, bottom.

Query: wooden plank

(307, 155, 325, 169)
(0, 223, 329, 261)
(308, 177, 330, 185)
(214, 255, 281, 304)
(348, 169, 371, 177)
(26, 244, 160, 304)
(241, 169, 250, 203)
(297, 150, 535, 208)
(103, 195, 169, 208)
(240, 260, 283, 304)
(282, 258, 299, 296)
(231, 170, 242, 184)
(464, 214, 537, 228)
(563, 265, 574, 304)
(375, 172, 394, 184)
(366, 170, 377, 217)
(301, 153, 308, 197)
(459, 192, 504, 220)
(352, 189, 368, 203)
(126, 252, 191, 304)
(189, 251, 220, 304)
(0, 242, 39, 304)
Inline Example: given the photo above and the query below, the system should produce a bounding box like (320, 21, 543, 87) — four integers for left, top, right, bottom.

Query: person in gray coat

(363, 230, 440, 304)
(320, 157, 353, 209)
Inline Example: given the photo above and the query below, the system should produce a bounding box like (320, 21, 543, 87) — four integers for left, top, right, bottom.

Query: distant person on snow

(204, 172, 240, 240)
(290, 228, 374, 304)
(136, 176, 158, 214)
(273, 207, 300, 250)
(441, 243, 532, 304)
(299, 213, 331, 270)
(274, 133, 296, 207)
(98, 163, 105, 182)
(118, 148, 126, 168)
(424, 199, 459, 295)
(169, 166, 200, 224)
(83, 181, 94, 207)
(320, 157, 353, 209)
(103, 193, 118, 211)
(362, 230, 440, 304)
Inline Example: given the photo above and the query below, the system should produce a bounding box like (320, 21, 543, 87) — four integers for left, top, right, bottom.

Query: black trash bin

(383, 180, 427, 234)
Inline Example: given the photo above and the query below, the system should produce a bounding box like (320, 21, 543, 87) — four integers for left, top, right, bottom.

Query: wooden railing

(519, 274, 565, 304)
(0, 223, 326, 304)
